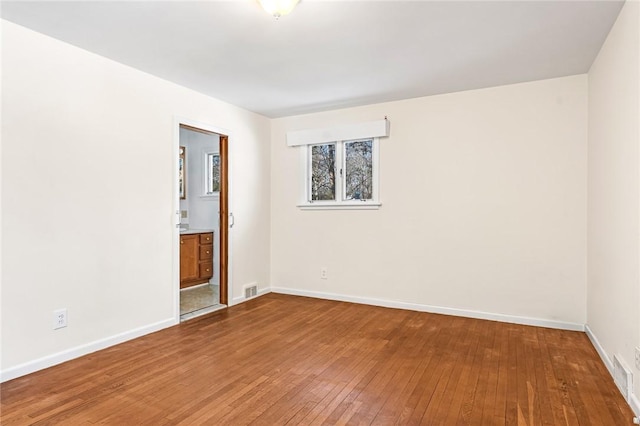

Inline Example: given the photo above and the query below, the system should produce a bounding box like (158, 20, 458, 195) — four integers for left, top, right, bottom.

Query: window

(205, 152, 220, 195)
(303, 138, 380, 209)
(310, 143, 336, 201)
(344, 139, 373, 200)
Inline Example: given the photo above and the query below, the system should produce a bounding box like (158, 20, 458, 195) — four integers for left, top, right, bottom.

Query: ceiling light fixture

(258, 0, 299, 18)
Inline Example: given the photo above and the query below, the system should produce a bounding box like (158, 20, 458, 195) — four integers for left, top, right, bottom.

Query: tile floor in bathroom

(180, 283, 223, 318)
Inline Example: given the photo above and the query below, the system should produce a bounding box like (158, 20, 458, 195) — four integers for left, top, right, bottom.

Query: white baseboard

(230, 287, 270, 306)
(585, 324, 639, 418)
(270, 287, 584, 331)
(631, 393, 640, 418)
(0, 317, 177, 383)
(585, 324, 614, 374)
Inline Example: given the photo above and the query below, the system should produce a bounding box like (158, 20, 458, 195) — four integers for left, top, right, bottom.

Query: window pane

(207, 154, 220, 193)
(311, 144, 336, 201)
(345, 140, 373, 200)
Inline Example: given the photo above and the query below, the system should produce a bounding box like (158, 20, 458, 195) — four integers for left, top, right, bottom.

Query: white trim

(231, 287, 271, 306)
(203, 151, 221, 196)
(371, 135, 380, 202)
(270, 286, 585, 331)
(297, 202, 382, 210)
(173, 116, 234, 315)
(173, 119, 182, 321)
(585, 324, 640, 417)
(0, 318, 176, 383)
(585, 324, 614, 374)
(287, 118, 389, 147)
(631, 393, 640, 418)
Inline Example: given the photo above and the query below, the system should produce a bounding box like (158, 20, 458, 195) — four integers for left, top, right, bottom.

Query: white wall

(3, 9, 634, 397)
(587, 0, 640, 406)
(271, 75, 588, 328)
(1, 21, 271, 378)
(179, 127, 220, 285)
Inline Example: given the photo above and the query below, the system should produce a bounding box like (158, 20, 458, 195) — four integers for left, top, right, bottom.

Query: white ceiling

(1, 1, 624, 118)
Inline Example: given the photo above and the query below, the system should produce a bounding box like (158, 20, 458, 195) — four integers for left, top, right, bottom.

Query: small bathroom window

(205, 152, 220, 195)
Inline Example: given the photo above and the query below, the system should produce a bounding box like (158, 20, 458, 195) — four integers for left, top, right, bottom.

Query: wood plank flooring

(0, 293, 635, 425)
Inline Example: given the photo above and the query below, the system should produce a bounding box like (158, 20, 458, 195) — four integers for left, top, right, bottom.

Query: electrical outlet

(53, 309, 67, 330)
(635, 346, 640, 370)
(320, 267, 328, 280)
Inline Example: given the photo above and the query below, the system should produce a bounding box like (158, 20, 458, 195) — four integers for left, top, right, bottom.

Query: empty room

(1, 0, 639, 424)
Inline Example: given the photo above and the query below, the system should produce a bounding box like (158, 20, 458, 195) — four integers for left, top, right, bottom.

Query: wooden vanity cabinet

(180, 232, 214, 289)
(180, 235, 199, 283)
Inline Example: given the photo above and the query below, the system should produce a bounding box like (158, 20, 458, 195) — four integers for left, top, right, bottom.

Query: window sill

(297, 202, 381, 211)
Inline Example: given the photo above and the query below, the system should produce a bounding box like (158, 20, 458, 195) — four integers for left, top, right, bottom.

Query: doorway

(176, 122, 229, 321)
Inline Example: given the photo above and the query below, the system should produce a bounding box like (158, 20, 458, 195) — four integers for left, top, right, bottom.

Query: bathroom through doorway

(177, 124, 229, 320)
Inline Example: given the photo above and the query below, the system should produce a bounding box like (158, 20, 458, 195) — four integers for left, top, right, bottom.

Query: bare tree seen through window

(311, 144, 336, 200)
(345, 140, 373, 200)
(207, 153, 220, 193)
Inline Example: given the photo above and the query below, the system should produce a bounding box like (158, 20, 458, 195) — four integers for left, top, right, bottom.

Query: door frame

(172, 117, 233, 321)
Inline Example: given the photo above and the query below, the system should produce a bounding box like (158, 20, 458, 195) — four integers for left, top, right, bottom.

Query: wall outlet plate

(53, 308, 67, 329)
(320, 267, 328, 280)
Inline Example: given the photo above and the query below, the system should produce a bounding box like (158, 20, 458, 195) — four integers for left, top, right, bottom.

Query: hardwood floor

(1, 293, 635, 425)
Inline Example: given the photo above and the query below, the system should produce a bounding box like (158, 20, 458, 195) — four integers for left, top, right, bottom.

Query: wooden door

(219, 135, 228, 305)
(179, 234, 199, 283)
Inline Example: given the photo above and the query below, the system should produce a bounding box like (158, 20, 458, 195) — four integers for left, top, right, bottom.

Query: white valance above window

(286, 118, 390, 147)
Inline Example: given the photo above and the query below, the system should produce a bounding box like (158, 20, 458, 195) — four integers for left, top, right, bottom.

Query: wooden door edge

(219, 134, 229, 306)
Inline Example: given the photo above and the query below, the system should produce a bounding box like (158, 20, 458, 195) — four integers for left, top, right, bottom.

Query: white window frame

(203, 151, 220, 198)
(298, 138, 381, 210)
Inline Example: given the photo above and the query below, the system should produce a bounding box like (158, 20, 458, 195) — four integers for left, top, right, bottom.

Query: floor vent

(244, 284, 258, 299)
(613, 354, 632, 401)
